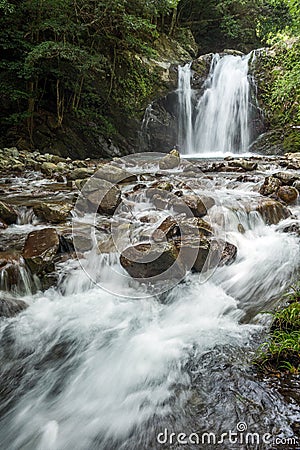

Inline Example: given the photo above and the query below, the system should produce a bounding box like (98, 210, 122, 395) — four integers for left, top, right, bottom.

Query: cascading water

(0, 157, 299, 450)
(178, 53, 254, 155)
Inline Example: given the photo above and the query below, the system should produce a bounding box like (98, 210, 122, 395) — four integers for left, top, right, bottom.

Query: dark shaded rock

(0, 201, 18, 224)
(0, 297, 28, 318)
(260, 176, 282, 196)
(219, 241, 238, 266)
(0, 219, 7, 229)
(120, 242, 184, 280)
(152, 217, 180, 242)
(277, 186, 298, 204)
(22, 228, 60, 274)
(256, 199, 291, 225)
(151, 181, 173, 192)
(33, 202, 73, 223)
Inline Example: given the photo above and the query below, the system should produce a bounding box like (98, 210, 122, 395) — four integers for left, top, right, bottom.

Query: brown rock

(256, 199, 291, 225)
(277, 186, 298, 204)
(120, 242, 184, 280)
(22, 228, 60, 274)
(94, 165, 137, 184)
(0, 201, 18, 225)
(260, 176, 282, 196)
(33, 202, 73, 223)
(81, 178, 121, 215)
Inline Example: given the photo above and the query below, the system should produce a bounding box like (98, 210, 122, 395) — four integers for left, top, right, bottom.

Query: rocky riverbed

(0, 147, 300, 449)
(1, 146, 299, 310)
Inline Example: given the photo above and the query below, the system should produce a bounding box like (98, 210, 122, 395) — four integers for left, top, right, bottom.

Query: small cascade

(178, 52, 255, 155)
(17, 206, 39, 225)
(0, 254, 39, 295)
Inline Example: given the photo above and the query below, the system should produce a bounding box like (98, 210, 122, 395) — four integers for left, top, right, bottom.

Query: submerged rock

(22, 228, 60, 274)
(0, 201, 18, 225)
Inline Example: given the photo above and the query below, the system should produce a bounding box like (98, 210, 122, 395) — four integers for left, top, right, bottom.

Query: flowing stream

(178, 53, 254, 155)
(0, 160, 299, 449)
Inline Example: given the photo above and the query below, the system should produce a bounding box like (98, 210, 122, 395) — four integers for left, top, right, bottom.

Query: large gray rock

(81, 178, 121, 215)
(120, 242, 185, 280)
(94, 164, 137, 184)
(158, 150, 180, 170)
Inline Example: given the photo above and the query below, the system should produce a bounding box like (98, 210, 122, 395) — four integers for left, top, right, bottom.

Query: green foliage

(256, 284, 300, 374)
(257, 39, 300, 129)
(0, 0, 180, 141)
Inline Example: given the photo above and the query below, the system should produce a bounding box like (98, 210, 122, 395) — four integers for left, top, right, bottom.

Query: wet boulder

(231, 159, 258, 171)
(158, 149, 180, 170)
(120, 242, 185, 280)
(81, 178, 121, 215)
(277, 186, 298, 205)
(172, 194, 215, 218)
(68, 168, 94, 180)
(260, 176, 282, 196)
(0, 297, 28, 318)
(273, 171, 299, 186)
(22, 228, 60, 274)
(33, 202, 73, 223)
(0, 201, 18, 224)
(94, 164, 137, 184)
(256, 199, 291, 225)
(177, 237, 237, 273)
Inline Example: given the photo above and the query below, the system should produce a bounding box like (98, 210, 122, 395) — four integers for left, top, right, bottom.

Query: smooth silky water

(178, 53, 255, 155)
(0, 173, 299, 450)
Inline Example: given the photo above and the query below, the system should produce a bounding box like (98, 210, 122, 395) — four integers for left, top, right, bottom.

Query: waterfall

(178, 63, 193, 155)
(178, 53, 253, 155)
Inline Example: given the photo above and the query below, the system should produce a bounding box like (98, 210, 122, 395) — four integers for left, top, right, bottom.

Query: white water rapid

(178, 53, 253, 155)
(0, 159, 299, 450)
